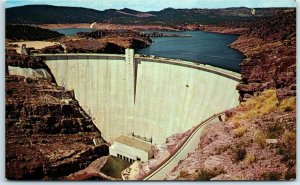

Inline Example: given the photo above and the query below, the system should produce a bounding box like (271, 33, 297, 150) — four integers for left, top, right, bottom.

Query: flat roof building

(109, 135, 153, 163)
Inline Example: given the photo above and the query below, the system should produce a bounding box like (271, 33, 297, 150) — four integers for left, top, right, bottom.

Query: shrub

(244, 152, 255, 164)
(233, 126, 247, 137)
(230, 89, 279, 122)
(178, 170, 189, 179)
(195, 168, 224, 181)
(284, 106, 294, 112)
(253, 130, 267, 148)
(282, 131, 296, 145)
(285, 171, 296, 180)
(261, 171, 282, 180)
(276, 131, 296, 163)
(214, 145, 230, 155)
(233, 148, 246, 162)
(265, 122, 284, 138)
(279, 97, 296, 112)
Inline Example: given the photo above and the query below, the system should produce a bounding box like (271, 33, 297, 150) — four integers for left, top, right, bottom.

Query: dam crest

(36, 49, 241, 144)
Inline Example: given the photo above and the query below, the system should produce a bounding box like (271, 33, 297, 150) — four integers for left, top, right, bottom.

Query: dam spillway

(39, 49, 241, 144)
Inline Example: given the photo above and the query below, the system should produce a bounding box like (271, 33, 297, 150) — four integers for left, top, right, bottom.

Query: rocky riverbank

(199, 26, 248, 35)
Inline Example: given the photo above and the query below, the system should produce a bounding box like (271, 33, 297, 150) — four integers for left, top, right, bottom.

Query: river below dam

(52, 28, 244, 72)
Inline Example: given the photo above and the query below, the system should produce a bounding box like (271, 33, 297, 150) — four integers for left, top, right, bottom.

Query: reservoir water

(138, 31, 244, 72)
(52, 28, 244, 72)
(51, 28, 93, 36)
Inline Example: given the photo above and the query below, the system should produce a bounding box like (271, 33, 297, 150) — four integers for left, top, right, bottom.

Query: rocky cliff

(231, 10, 296, 101)
(5, 51, 109, 179)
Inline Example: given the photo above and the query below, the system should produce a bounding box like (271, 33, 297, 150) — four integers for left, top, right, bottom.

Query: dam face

(42, 50, 240, 144)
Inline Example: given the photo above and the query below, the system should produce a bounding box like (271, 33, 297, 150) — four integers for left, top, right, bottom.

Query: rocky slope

(62, 37, 150, 54)
(6, 49, 46, 69)
(231, 10, 296, 101)
(61, 30, 151, 53)
(5, 52, 109, 179)
(166, 90, 296, 180)
(166, 10, 296, 181)
(66, 155, 131, 180)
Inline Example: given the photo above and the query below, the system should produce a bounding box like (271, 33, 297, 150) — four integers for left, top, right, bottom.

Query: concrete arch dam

(38, 49, 241, 144)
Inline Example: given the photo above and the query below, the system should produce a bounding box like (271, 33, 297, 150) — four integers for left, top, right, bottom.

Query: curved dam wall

(39, 50, 241, 144)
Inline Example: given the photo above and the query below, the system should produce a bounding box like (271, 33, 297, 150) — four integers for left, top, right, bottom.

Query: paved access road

(142, 113, 223, 180)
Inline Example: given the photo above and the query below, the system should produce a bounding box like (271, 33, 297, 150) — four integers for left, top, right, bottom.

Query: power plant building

(109, 135, 154, 162)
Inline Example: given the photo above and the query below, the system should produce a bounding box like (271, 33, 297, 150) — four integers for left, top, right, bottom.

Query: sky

(5, 0, 297, 11)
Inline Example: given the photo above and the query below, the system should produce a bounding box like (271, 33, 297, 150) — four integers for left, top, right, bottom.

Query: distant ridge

(6, 5, 295, 25)
(116, 8, 156, 18)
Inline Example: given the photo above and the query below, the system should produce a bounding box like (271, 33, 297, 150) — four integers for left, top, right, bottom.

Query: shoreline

(36, 23, 248, 34)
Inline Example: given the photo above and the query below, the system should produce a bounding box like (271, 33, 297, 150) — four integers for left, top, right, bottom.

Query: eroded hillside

(167, 90, 295, 180)
(166, 10, 296, 181)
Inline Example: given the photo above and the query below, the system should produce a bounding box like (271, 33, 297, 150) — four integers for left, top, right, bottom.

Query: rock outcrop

(66, 155, 131, 180)
(230, 10, 296, 101)
(6, 66, 108, 179)
(6, 49, 45, 69)
(64, 30, 152, 54)
(39, 44, 65, 54)
(62, 37, 151, 54)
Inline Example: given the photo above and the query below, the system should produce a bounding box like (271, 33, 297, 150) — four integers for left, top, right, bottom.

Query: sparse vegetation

(232, 90, 295, 118)
(278, 97, 296, 112)
(177, 170, 190, 179)
(214, 145, 230, 155)
(195, 168, 224, 181)
(233, 126, 247, 137)
(264, 121, 284, 139)
(282, 131, 296, 144)
(284, 170, 296, 180)
(276, 130, 296, 164)
(232, 147, 246, 162)
(261, 171, 282, 180)
(230, 89, 279, 123)
(244, 152, 255, 164)
(253, 130, 267, 148)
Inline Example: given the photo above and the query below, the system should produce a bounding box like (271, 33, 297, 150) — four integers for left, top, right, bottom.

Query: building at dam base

(41, 49, 241, 144)
(109, 135, 153, 162)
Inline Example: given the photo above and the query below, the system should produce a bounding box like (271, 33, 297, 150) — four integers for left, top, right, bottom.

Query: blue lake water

(52, 28, 244, 72)
(51, 28, 93, 36)
(138, 31, 244, 72)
